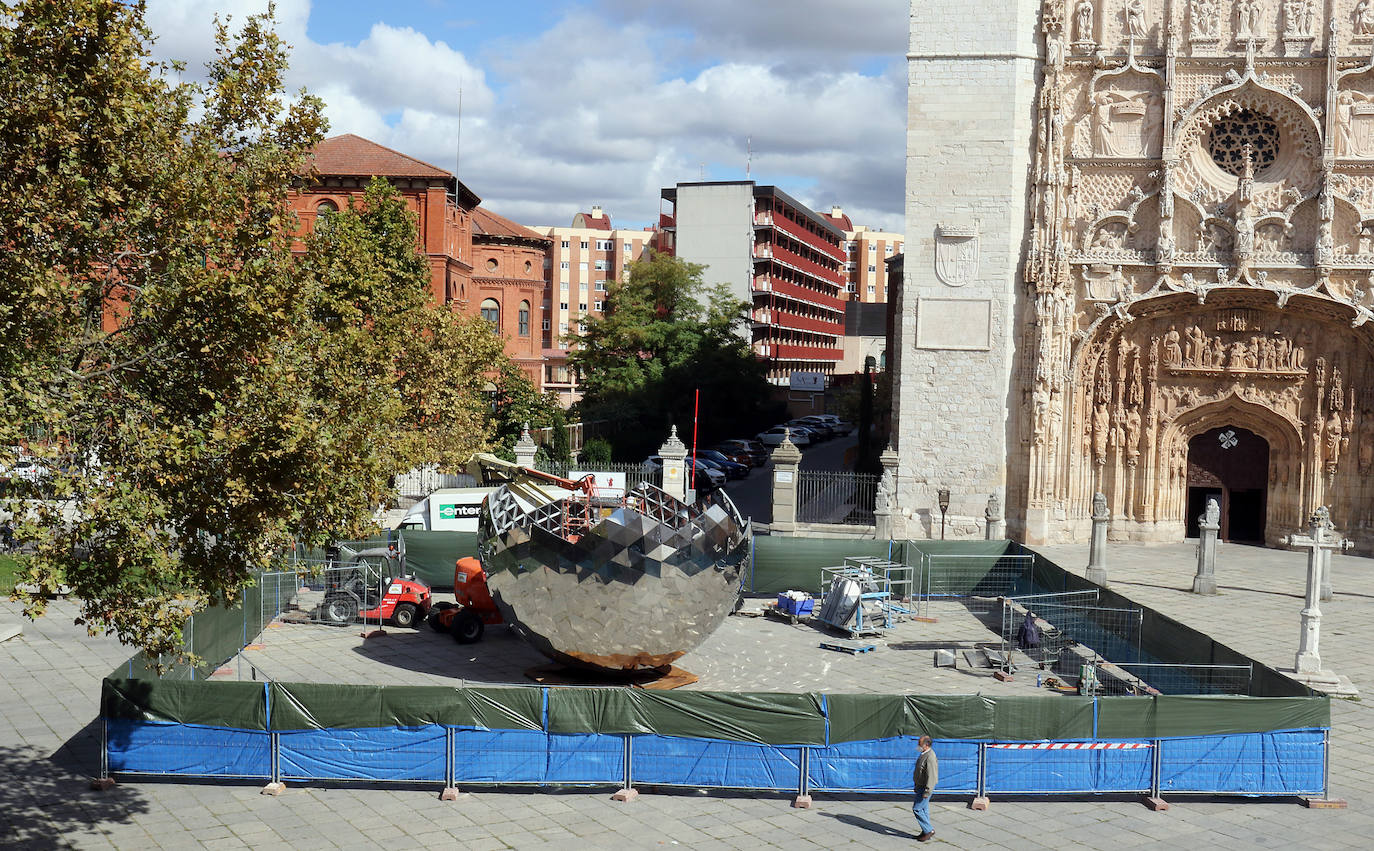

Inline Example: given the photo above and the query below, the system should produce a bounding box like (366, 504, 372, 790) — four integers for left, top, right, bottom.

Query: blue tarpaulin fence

(104, 709, 1328, 799)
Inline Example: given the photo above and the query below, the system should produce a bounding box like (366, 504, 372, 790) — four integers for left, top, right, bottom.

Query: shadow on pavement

(819, 811, 919, 841)
(0, 718, 150, 850)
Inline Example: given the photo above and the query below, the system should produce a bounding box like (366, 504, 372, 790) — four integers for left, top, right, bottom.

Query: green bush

(581, 437, 613, 466)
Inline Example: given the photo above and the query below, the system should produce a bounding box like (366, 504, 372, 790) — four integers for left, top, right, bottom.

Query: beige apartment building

(533, 206, 652, 405)
(823, 207, 904, 304)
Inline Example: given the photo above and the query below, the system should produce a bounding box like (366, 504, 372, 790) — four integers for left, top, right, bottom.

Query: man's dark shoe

(916, 832, 933, 842)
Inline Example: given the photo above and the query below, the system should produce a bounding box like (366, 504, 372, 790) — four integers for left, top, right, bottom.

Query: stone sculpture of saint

(1358, 0, 1374, 36)
(1075, 0, 1094, 42)
(1163, 327, 1183, 366)
(1337, 91, 1359, 157)
(1324, 410, 1344, 469)
(1125, 0, 1147, 38)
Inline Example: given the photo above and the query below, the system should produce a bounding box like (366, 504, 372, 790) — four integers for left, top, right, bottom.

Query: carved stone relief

(934, 223, 979, 286)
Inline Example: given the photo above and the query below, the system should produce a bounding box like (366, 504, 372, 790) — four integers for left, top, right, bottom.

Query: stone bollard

(1192, 498, 1220, 595)
(1085, 492, 1109, 586)
(984, 492, 1005, 541)
(769, 430, 803, 534)
(513, 423, 538, 468)
(658, 425, 689, 503)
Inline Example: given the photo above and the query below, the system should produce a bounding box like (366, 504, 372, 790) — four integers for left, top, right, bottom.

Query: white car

(756, 426, 810, 447)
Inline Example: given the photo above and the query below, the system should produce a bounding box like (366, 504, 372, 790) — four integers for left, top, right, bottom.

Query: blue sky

(146, 0, 908, 232)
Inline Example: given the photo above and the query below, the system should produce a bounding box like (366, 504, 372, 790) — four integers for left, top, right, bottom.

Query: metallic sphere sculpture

(477, 482, 750, 672)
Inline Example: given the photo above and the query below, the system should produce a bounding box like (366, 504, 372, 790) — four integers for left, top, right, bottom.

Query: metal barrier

(1001, 590, 1101, 668)
(796, 471, 877, 526)
(1093, 662, 1255, 696)
(916, 553, 1036, 617)
(394, 465, 478, 500)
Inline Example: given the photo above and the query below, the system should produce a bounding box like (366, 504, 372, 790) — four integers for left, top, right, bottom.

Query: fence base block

(969, 796, 989, 811)
(1302, 797, 1348, 809)
(993, 670, 1014, 683)
(439, 787, 466, 801)
(1145, 797, 1170, 812)
(611, 788, 638, 802)
(792, 794, 813, 809)
(360, 628, 388, 639)
(260, 781, 286, 796)
(89, 777, 116, 791)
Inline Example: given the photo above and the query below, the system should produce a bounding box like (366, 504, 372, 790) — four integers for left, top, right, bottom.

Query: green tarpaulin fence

(102, 677, 1329, 742)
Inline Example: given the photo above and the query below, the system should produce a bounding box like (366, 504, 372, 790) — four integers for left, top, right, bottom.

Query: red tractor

(428, 556, 504, 643)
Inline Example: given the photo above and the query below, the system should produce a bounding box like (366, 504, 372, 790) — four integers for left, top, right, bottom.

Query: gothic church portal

(895, 0, 1374, 550)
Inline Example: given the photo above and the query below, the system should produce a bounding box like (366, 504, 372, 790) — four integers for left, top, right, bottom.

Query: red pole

(691, 388, 700, 491)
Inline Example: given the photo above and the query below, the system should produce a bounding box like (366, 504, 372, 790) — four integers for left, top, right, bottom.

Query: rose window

(1206, 110, 1280, 177)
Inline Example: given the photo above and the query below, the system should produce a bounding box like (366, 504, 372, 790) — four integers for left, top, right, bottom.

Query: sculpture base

(1191, 576, 1217, 595)
(524, 663, 699, 690)
(1289, 670, 1359, 697)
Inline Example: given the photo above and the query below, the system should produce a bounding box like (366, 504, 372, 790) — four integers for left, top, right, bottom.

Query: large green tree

(569, 253, 783, 460)
(0, 1, 503, 661)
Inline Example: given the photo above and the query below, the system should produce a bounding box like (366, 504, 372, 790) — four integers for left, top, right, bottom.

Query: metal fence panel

(796, 471, 877, 526)
(918, 553, 1036, 616)
(1095, 663, 1254, 696)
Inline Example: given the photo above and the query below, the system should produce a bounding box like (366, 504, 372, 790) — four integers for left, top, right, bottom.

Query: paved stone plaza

(3, 541, 1373, 849)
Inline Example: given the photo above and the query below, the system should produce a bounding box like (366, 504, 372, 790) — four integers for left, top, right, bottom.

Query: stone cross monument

(1085, 492, 1109, 586)
(1192, 498, 1220, 595)
(1282, 507, 1352, 688)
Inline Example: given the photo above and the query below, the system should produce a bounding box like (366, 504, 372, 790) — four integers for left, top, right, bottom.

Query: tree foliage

(0, 1, 504, 661)
(568, 253, 784, 460)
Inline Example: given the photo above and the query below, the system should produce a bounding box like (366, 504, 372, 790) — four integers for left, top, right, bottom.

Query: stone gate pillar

(874, 446, 899, 540)
(513, 423, 538, 469)
(769, 432, 803, 535)
(658, 426, 688, 503)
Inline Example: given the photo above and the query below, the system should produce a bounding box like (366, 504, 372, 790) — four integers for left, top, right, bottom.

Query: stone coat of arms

(935, 223, 979, 286)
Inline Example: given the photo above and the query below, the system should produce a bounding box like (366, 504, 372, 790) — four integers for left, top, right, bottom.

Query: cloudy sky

(145, 0, 908, 232)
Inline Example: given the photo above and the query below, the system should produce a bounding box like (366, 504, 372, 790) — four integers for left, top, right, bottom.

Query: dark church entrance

(1186, 425, 1268, 542)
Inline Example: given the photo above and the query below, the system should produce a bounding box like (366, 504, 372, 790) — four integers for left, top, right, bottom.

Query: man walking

(913, 734, 938, 842)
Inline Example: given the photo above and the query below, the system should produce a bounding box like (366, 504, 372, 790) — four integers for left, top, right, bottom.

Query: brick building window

(580, 240, 589, 249)
(596, 239, 613, 250)
(480, 298, 500, 331)
(518, 301, 530, 336)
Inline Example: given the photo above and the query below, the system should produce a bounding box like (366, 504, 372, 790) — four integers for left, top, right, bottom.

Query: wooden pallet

(819, 641, 876, 655)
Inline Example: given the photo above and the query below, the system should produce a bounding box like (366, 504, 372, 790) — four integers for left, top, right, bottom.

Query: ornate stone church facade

(895, 0, 1374, 549)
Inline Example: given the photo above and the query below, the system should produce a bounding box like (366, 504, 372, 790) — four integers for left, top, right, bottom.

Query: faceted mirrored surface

(478, 484, 750, 671)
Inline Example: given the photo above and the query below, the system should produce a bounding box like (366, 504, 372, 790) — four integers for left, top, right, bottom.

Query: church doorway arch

(1185, 425, 1269, 542)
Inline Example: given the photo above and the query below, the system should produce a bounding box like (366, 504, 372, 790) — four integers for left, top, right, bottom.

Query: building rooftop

(472, 207, 550, 244)
(306, 134, 480, 206)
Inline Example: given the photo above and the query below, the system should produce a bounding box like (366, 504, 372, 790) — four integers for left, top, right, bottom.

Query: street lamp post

(937, 487, 951, 540)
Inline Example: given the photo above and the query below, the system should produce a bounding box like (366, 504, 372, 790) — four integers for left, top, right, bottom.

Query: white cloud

(143, 1, 906, 233)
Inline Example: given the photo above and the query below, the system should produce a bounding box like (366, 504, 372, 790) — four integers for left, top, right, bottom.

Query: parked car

(643, 456, 726, 489)
(691, 451, 749, 479)
(812, 414, 854, 436)
(789, 417, 834, 439)
(689, 459, 726, 489)
(756, 426, 809, 447)
(714, 439, 769, 466)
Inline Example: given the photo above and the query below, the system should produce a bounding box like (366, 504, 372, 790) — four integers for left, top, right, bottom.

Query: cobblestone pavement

(3, 540, 1373, 849)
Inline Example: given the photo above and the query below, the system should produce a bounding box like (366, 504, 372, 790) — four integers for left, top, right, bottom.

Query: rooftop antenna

(455, 81, 463, 179)
(699, 162, 706, 180)
(746, 135, 752, 179)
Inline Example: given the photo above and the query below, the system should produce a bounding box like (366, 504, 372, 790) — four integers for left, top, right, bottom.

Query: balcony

(765, 211, 846, 261)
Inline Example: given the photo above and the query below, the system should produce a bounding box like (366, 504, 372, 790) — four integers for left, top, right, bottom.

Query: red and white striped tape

(989, 742, 1153, 750)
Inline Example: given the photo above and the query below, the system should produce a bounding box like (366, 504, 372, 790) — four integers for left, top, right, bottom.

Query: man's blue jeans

(912, 788, 933, 834)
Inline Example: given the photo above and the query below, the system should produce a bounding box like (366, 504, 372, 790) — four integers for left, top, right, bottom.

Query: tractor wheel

(391, 602, 418, 629)
(452, 609, 484, 644)
(322, 595, 359, 626)
(426, 610, 446, 631)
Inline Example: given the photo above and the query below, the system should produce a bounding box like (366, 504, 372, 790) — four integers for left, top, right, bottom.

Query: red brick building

(470, 207, 550, 385)
(292, 134, 547, 386)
